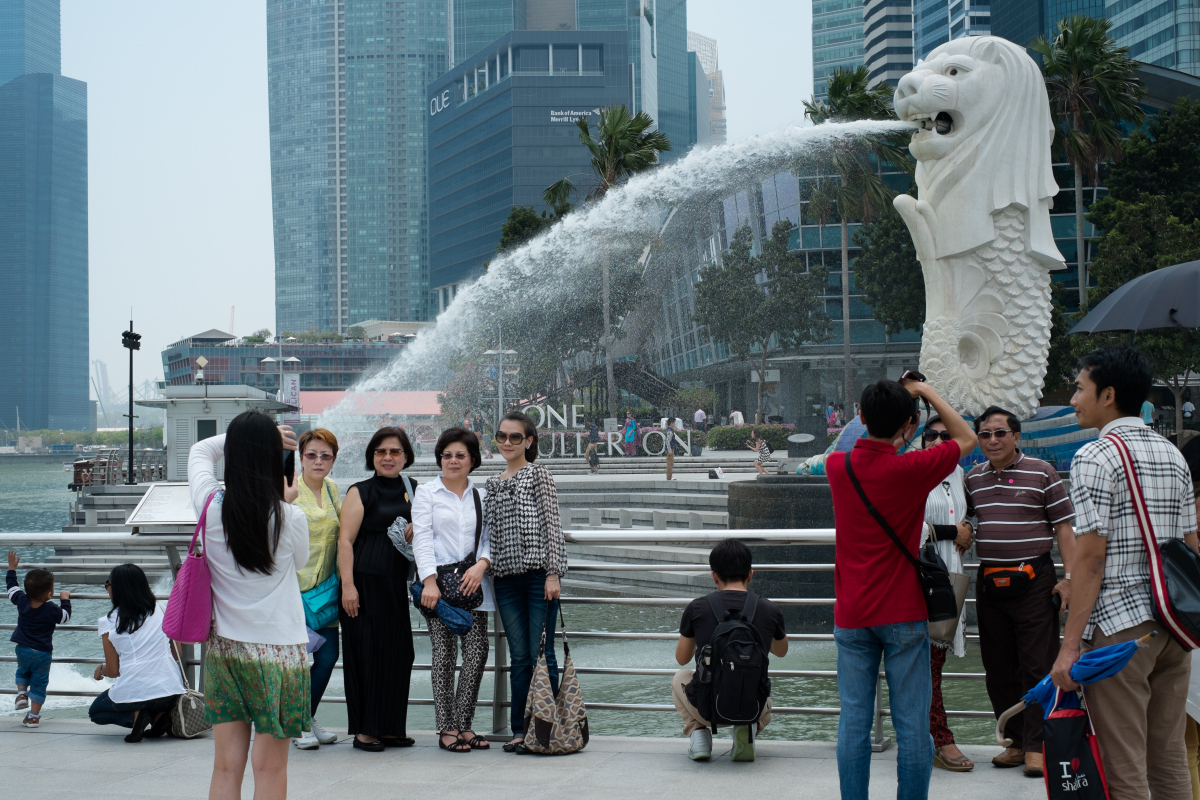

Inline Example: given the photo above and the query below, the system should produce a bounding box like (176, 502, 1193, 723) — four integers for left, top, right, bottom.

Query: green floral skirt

(203, 633, 311, 739)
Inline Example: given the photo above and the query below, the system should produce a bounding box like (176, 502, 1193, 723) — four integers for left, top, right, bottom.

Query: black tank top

(350, 474, 416, 578)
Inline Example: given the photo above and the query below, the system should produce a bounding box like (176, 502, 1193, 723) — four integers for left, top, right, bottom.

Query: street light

(483, 347, 518, 429)
(121, 321, 141, 485)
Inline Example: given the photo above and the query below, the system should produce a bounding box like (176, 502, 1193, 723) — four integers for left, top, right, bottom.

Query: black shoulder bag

(843, 451, 959, 622)
(435, 488, 486, 611)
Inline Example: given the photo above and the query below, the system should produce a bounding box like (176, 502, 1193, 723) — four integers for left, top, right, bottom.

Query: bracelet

(547, 574, 560, 581)
(1064, 572, 1072, 580)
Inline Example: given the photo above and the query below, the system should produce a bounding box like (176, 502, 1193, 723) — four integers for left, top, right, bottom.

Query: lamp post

(120, 321, 141, 485)
(260, 337, 302, 401)
(483, 339, 518, 431)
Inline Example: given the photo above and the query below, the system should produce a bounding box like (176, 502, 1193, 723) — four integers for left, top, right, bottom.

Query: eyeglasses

(104, 580, 111, 590)
(302, 452, 335, 462)
(440, 452, 470, 461)
(492, 432, 527, 445)
(923, 430, 952, 443)
(977, 429, 1013, 440)
(374, 447, 404, 457)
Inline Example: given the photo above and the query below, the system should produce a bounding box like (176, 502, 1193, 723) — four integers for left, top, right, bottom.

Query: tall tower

(687, 30, 726, 145)
(0, 0, 90, 430)
(267, 0, 448, 335)
(812, 0, 864, 102)
(863, 0, 913, 89)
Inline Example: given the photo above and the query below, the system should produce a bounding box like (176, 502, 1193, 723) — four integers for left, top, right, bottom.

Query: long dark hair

(502, 411, 539, 462)
(106, 563, 157, 635)
(221, 410, 285, 575)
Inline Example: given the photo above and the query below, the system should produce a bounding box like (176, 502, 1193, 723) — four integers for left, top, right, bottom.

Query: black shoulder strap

(741, 590, 759, 624)
(843, 451, 921, 572)
(705, 592, 729, 624)
(472, 487, 483, 558)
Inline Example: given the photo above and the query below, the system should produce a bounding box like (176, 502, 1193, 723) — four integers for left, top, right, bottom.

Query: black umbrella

(1070, 259, 1200, 334)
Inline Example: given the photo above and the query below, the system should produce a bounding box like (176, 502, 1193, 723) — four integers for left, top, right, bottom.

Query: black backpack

(692, 591, 771, 733)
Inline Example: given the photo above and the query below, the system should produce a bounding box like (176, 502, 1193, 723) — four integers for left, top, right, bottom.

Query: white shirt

(1185, 401, 1195, 419)
(921, 465, 968, 657)
(98, 605, 186, 704)
(694, 409, 706, 423)
(411, 476, 495, 612)
(189, 435, 309, 645)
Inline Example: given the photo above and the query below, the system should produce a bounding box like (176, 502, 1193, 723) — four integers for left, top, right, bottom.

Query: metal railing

(0, 530, 1010, 747)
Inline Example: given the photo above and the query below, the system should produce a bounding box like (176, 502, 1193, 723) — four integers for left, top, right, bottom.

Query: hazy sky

(62, 1, 812, 389)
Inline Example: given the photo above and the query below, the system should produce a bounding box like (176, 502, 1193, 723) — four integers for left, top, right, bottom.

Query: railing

(0, 531, 1010, 748)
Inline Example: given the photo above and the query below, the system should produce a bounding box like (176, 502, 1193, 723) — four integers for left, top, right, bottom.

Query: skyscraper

(0, 0, 89, 431)
(913, 0, 992, 63)
(813, 0, 865, 101)
(267, 0, 447, 335)
(687, 30, 727, 145)
(864, 0, 913, 88)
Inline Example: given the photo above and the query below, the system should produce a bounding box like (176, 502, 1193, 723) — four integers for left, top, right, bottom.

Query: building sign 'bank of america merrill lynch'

(550, 108, 601, 123)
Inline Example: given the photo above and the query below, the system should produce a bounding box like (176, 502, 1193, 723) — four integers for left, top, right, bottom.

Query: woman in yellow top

(291, 428, 342, 751)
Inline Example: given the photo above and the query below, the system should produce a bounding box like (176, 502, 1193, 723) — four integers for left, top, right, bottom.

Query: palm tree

(543, 105, 671, 415)
(1031, 15, 1145, 310)
(802, 66, 912, 412)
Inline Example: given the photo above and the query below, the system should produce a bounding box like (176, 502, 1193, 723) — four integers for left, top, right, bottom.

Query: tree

(543, 105, 671, 415)
(802, 65, 912, 408)
(497, 206, 557, 254)
(694, 222, 831, 424)
(243, 327, 272, 344)
(1031, 15, 1146, 310)
(346, 325, 366, 341)
(851, 199, 924, 335)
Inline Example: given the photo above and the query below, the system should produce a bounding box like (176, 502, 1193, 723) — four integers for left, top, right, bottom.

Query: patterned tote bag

(521, 608, 589, 754)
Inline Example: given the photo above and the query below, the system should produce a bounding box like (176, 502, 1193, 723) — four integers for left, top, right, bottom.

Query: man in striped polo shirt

(965, 406, 1076, 778)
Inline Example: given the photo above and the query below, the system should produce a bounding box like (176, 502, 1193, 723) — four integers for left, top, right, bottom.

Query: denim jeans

(14, 645, 52, 705)
(494, 569, 559, 734)
(88, 690, 177, 728)
(310, 624, 340, 716)
(835, 621, 934, 800)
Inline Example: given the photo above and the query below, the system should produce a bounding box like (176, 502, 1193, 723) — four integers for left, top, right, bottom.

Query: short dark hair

(500, 411, 539, 462)
(709, 539, 753, 583)
(435, 427, 481, 472)
(974, 406, 1021, 434)
(1078, 346, 1154, 417)
(859, 379, 918, 438)
(24, 568, 53, 599)
(364, 426, 414, 472)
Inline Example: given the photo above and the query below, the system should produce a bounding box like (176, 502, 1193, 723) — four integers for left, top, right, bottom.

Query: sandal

(462, 732, 490, 750)
(439, 733, 471, 753)
(934, 748, 975, 772)
(502, 737, 524, 753)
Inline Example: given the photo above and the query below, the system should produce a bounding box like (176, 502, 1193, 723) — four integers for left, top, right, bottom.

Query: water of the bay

(0, 461, 997, 744)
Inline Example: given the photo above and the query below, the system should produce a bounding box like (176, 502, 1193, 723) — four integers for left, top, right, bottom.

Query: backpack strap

(705, 592, 730, 623)
(400, 473, 414, 504)
(741, 590, 759, 625)
(843, 451, 922, 572)
(471, 487, 483, 560)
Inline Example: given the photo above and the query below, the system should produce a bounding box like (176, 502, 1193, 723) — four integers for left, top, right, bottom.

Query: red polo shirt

(826, 439, 962, 628)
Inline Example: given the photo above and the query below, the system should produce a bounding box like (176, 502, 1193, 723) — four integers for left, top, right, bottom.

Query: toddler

(7, 550, 70, 728)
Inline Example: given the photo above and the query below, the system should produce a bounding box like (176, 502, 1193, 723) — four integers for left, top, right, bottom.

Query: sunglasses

(492, 432, 527, 445)
(302, 452, 334, 462)
(922, 430, 951, 443)
(374, 447, 404, 457)
(977, 429, 1013, 440)
(104, 580, 111, 590)
(440, 452, 470, 461)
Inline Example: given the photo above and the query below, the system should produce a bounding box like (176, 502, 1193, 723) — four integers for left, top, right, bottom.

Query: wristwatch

(1064, 573, 1072, 580)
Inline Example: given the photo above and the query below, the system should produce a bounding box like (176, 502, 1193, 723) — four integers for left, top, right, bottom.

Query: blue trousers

(310, 625, 340, 716)
(88, 690, 177, 728)
(494, 569, 559, 734)
(835, 621, 934, 800)
(14, 645, 52, 705)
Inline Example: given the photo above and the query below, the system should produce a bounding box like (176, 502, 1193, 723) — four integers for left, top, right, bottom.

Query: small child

(7, 550, 70, 728)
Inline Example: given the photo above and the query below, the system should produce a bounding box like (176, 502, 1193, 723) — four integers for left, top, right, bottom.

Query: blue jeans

(310, 625, 339, 716)
(14, 645, 52, 705)
(88, 690, 177, 728)
(494, 569, 559, 734)
(835, 621, 934, 800)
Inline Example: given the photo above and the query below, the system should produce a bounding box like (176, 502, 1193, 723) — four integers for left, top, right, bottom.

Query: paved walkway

(4, 719, 1044, 799)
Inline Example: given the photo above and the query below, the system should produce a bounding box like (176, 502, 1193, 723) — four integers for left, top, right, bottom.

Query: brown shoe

(992, 747, 1025, 768)
(1024, 751, 1044, 778)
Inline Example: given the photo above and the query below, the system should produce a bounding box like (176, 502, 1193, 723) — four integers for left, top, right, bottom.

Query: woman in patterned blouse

(484, 411, 568, 753)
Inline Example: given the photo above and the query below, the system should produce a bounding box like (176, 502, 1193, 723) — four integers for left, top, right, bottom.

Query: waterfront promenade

(4, 719, 1042, 799)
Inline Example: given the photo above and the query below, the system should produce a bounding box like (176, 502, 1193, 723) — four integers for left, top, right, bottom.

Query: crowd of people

(7, 342, 1197, 800)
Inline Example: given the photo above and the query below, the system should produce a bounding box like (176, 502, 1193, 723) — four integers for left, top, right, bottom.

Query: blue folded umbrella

(410, 582, 474, 637)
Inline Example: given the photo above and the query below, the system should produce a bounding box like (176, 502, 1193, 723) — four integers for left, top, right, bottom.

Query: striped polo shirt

(965, 451, 1074, 564)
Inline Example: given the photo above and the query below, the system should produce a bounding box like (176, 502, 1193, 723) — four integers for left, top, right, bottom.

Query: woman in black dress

(338, 426, 418, 752)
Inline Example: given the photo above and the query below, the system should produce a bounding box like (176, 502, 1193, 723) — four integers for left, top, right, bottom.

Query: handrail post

(871, 670, 891, 752)
(492, 613, 510, 738)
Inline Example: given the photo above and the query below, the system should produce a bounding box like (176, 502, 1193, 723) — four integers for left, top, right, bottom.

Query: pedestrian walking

(1053, 346, 1198, 800)
(747, 430, 770, 475)
(966, 406, 1075, 777)
(663, 419, 678, 481)
(694, 407, 707, 432)
(623, 411, 637, 457)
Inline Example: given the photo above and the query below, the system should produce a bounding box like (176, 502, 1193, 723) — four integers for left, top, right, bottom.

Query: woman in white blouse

(88, 563, 185, 742)
(411, 427, 493, 754)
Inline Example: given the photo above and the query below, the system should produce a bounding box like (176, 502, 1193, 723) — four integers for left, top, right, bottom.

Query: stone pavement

(3, 719, 1045, 799)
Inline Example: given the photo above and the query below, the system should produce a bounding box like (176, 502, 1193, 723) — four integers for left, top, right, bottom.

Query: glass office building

(990, 0, 1048, 49)
(0, 0, 90, 431)
(687, 31, 726, 145)
(813, 0, 865, 101)
(267, 0, 448, 335)
(426, 30, 630, 307)
(911, 0, 992, 63)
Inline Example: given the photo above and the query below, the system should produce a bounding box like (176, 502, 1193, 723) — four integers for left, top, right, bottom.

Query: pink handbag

(162, 491, 217, 643)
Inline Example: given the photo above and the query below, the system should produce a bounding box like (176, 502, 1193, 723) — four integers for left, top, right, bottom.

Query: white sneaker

(311, 718, 338, 745)
(688, 728, 712, 761)
(14, 692, 29, 711)
(293, 731, 320, 750)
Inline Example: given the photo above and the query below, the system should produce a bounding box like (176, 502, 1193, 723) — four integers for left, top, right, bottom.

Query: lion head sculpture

(894, 36, 1065, 269)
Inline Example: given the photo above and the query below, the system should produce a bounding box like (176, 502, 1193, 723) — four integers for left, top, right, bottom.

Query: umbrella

(1070, 260, 1200, 334)
(994, 631, 1156, 745)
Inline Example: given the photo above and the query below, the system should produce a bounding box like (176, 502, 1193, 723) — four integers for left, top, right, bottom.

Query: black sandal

(439, 733, 471, 753)
(502, 737, 524, 753)
(463, 732, 490, 750)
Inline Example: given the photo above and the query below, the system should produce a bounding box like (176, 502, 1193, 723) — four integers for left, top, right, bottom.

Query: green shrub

(705, 424, 794, 451)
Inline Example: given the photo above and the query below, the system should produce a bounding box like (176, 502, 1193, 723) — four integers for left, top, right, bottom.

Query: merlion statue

(893, 36, 1064, 419)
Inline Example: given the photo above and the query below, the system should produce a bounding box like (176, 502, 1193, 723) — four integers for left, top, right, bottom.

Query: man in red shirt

(825, 378, 977, 800)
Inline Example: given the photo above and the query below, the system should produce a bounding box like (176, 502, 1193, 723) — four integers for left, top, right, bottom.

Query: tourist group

(6, 344, 1198, 800)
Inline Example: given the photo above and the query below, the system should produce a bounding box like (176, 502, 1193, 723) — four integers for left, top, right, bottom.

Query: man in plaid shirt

(1053, 346, 1197, 800)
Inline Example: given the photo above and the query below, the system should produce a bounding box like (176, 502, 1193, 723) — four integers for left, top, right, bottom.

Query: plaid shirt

(1070, 417, 1197, 639)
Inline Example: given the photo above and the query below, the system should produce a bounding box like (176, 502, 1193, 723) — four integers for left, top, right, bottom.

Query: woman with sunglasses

(290, 428, 342, 751)
(337, 426, 418, 752)
(919, 416, 975, 771)
(484, 411, 567, 753)
(411, 428, 493, 753)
